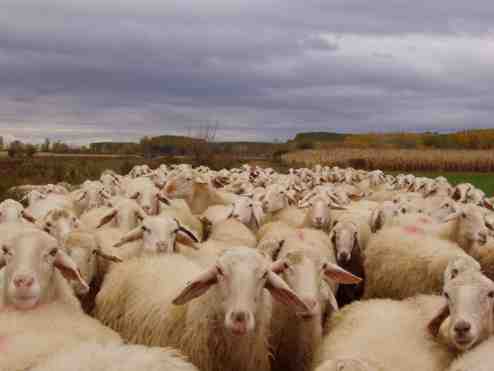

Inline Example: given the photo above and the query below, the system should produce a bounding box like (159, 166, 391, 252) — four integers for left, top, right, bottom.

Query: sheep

(363, 226, 480, 300)
(95, 247, 310, 371)
(31, 342, 200, 371)
(0, 231, 121, 371)
(162, 171, 236, 214)
(329, 216, 370, 306)
(63, 231, 123, 314)
(25, 193, 75, 220)
(39, 207, 82, 243)
(124, 177, 162, 216)
(314, 268, 494, 371)
(267, 234, 362, 371)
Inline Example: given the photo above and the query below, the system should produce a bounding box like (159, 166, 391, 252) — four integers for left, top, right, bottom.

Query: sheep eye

(261, 271, 269, 280)
(49, 248, 58, 257)
(142, 226, 149, 232)
(488, 291, 494, 299)
(450, 269, 459, 279)
(2, 246, 11, 255)
(462, 213, 467, 219)
(46, 222, 53, 228)
(443, 292, 450, 300)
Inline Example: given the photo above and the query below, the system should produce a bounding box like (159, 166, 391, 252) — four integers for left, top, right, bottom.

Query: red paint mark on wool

(0, 336, 8, 352)
(404, 225, 423, 234)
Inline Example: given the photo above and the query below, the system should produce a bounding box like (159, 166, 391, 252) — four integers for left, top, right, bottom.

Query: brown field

(282, 148, 494, 172)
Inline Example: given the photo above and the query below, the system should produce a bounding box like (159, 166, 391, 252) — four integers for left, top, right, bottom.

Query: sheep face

(231, 198, 264, 228)
(316, 359, 381, 371)
(64, 232, 122, 296)
(0, 231, 88, 310)
(429, 271, 494, 351)
(96, 200, 146, 230)
(73, 184, 107, 212)
(307, 198, 331, 230)
(42, 208, 81, 243)
(128, 187, 160, 216)
(113, 216, 198, 254)
(262, 186, 291, 213)
(272, 250, 362, 318)
(444, 205, 488, 250)
(173, 247, 311, 336)
(163, 172, 203, 200)
(331, 223, 359, 265)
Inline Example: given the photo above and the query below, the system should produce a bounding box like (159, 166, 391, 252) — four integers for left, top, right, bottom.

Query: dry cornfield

(282, 148, 494, 172)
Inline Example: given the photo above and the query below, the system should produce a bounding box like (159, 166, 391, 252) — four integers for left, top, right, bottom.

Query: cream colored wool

(94, 252, 274, 371)
(0, 272, 121, 371)
(32, 342, 199, 371)
(314, 296, 456, 371)
(363, 227, 478, 300)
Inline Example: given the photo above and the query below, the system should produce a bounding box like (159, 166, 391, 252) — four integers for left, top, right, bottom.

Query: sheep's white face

(262, 186, 289, 213)
(64, 235, 98, 296)
(447, 206, 488, 250)
(163, 172, 197, 200)
(273, 250, 327, 319)
(1, 232, 87, 310)
(331, 223, 358, 265)
(307, 198, 331, 229)
(172, 247, 311, 336)
(42, 209, 81, 243)
(442, 274, 494, 351)
(215, 250, 269, 335)
(129, 187, 160, 216)
(74, 185, 107, 212)
(316, 359, 380, 371)
(97, 199, 145, 231)
(113, 215, 198, 254)
(140, 217, 181, 253)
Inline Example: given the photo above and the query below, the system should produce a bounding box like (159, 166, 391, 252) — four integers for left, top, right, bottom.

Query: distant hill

(89, 128, 494, 156)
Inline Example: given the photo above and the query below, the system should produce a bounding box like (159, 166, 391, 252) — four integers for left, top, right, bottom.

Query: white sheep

(315, 268, 494, 371)
(0, 231, 121, 371)
(267, 233, 362, 371)
(94, 247, 310, 371)
(363, 226, 480, 300)
(31, 342, 200, 371)
(314, 358, 384, 371)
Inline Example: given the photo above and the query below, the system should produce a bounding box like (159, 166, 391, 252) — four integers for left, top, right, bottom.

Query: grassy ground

(390, 171, 494, 196)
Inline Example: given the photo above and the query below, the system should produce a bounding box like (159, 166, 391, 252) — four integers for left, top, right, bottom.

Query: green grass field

(391, 172, 494, 196)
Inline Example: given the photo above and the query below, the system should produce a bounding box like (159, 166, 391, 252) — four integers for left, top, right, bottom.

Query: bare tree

(190, 122, 219, 165)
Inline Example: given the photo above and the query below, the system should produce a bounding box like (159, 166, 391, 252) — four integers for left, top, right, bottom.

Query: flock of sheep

(1, 163, 494, 371)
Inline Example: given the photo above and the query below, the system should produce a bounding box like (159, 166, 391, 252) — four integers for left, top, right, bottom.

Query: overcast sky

(1, 0, 494, 144)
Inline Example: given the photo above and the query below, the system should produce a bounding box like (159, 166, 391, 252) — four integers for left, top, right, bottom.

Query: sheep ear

(265, 271, 310, 313)
(176, 223, 200, 247)
(483, 199, 494, 211)
(96, 208, 117, 229)
(442, 211, 461, 223)
(172, 266, 218, 305)
(370, 209, 382, 233)
(113, 227, 144, 247)
(21, 210, 37, 224)
(353, 232, 361, 252)
(93, 249, 123, 263)
(428, 302, 450, 337)
(129, 191, 140, 200)
(54, 249, 89, 294)
(328, 199, 347, 210)
(74, 190, 87, 202)
(157, 193, 171, 206)
(322, 262, 362, 284)
(327, 288, 339, 311)
(252, 202, 264, 228)
(0, 247, 6, 269)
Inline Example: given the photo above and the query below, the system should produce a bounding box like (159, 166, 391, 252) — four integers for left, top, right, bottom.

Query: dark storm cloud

(1, 0, 494, 144)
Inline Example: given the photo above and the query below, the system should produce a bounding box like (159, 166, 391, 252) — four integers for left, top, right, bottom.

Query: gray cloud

(1, 0, 494, 144)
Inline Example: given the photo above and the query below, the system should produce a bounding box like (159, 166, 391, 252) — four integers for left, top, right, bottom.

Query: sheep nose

(454, 320, 472, 335)
(338, 252, 349, 263)
(231, 310, 249, 324)
(14, 275, 34, 288)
